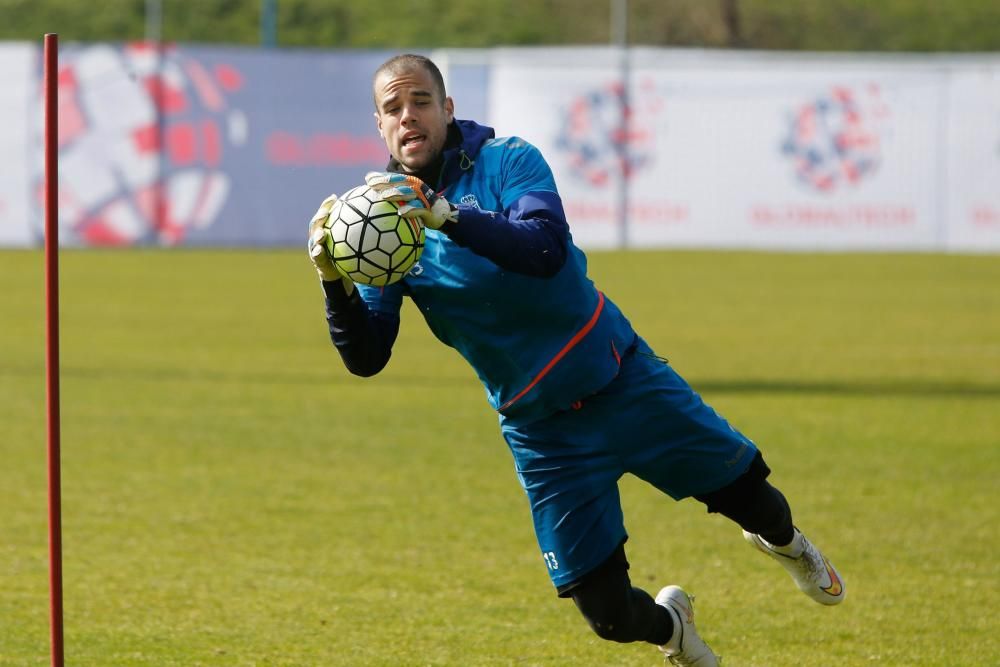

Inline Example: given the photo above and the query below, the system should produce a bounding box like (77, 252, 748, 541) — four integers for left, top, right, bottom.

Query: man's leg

(694, 451, 795, 546)
(561, 543, 670, 645)
(696, 452, 846, 605)
(564, 544, 720, 666)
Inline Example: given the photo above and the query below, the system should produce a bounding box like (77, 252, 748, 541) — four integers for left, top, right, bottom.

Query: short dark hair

(372, 54, 447, 108)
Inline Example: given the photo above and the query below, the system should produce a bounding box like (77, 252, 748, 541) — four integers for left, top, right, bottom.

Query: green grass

(2, 248, 998, 666)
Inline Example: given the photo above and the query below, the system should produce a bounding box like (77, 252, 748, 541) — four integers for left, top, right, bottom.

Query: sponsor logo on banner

(971, 206, 1000, 227)
(37, 43, 248, 246)
(752, 83, 916, 235)
(750, 204, 915, 228)
(264, 131, 385, 166)
(554, 81, 661, 187)
(781, 85, 885, 193)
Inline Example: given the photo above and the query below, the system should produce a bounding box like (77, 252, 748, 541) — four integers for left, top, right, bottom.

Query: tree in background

(0, 0, 998, 51)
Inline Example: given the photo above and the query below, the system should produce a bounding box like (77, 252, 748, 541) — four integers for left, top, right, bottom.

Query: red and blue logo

(782, 85, 885, 193)
(554, 81, 661, 187)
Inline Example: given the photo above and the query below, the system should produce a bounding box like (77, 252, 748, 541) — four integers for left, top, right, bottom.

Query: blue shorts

(500, 338, 758, 591)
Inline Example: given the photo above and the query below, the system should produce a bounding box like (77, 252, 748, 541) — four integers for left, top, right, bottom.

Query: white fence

(483, 48, 1000, 252)
(2, 43, 1000, 252)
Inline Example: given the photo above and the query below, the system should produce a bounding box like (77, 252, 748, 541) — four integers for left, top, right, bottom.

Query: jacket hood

(438, 119, 496, 189)
(450, 118, 496, 160)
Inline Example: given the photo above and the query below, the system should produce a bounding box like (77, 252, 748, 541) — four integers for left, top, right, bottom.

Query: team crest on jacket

(460, 194, 481, 208)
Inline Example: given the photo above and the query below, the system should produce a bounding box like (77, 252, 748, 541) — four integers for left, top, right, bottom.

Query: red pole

(43, 32, 65, 667)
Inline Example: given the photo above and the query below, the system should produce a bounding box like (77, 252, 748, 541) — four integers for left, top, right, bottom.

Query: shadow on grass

(6, 362, 999, 398)
(4, 361, 479, 389)
(692, 378, 1000, 398)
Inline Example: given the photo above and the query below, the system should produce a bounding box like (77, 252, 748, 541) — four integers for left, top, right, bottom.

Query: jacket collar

(386, 119, 496, 190)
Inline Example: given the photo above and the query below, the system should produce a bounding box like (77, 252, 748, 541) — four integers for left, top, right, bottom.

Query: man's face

(373, 66, 454, 173)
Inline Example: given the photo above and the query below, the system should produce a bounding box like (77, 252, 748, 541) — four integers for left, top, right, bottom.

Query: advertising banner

(490, 48, 625, 248)
(1, 44, 999, 253)
(639, 53, 945, 251)
(945, 65, 1000, 252)
(0, 44, 33, 246)
(24, 43, 400, 247)
(490, 49, 950, 251)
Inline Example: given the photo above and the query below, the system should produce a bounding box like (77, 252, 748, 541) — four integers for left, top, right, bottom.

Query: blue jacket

(324, 119, 637, 425)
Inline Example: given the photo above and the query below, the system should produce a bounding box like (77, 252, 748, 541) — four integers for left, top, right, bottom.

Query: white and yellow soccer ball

(322, 185, 425, 286)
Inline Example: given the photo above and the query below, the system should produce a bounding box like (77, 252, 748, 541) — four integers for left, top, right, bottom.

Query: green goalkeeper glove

(365, 171, 459, 230)
(307, 194, 354, 294)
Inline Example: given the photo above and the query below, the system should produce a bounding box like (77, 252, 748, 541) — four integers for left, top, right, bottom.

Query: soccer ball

(322, 185, 425, 286)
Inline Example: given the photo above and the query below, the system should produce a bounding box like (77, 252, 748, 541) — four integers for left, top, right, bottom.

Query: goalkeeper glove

(365, 171, 458, 230)
(307, 194, 355, 294)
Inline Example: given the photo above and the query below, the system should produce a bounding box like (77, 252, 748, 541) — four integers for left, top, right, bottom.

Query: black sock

(648, 602, 673, 646)
(760, 521, 795, 548)
(571, 560, 676, 645)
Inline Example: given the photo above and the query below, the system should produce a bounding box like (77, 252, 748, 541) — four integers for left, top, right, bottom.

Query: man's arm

(443, 190, 569, 278)
(309, 196, 399, 377)
(322, 279, 399, 377)
(365, 171, 570, 279)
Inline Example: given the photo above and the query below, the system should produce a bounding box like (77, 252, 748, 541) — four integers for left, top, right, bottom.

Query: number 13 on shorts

(542, 551, 560, 571)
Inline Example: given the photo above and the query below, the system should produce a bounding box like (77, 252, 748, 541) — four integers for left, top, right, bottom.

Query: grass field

(2, 248, 998, 666)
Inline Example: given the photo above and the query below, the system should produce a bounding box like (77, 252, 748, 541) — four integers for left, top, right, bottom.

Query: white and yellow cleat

(743, 527, 846, 605)
(655, 586, 720, 667)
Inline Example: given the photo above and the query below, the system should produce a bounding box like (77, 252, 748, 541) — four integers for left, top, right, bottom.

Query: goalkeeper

(308, 54, 844, 666)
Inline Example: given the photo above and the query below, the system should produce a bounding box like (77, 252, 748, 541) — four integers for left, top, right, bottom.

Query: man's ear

(445, 96, 455, 123)
(374, 111, 383, 137)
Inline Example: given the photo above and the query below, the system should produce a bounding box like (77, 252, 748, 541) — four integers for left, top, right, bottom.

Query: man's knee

(695, 451, 793, 540)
